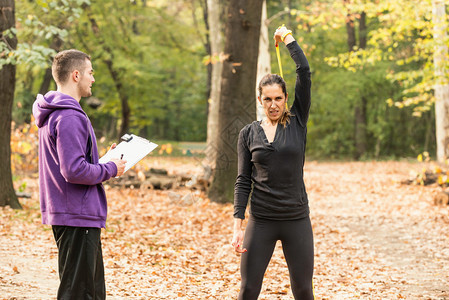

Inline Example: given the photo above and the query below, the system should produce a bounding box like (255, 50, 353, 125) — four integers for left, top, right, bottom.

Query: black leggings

(238, 216, 314, 300)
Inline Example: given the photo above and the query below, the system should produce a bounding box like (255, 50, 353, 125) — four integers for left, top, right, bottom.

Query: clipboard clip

(121, 133, 133, 142)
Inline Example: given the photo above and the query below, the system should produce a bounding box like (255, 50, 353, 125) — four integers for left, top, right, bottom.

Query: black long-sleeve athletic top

(234, 41, 311, 220)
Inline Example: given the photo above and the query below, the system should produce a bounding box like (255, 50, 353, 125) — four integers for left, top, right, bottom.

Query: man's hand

(107, 143, 126, 177)
(110, 158, 126, 177)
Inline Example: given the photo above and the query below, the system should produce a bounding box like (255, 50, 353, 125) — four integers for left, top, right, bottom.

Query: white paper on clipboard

(99, 134, 158, 173)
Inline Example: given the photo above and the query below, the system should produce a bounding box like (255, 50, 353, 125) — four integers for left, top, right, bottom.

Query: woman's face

(258, 84, 287, 123)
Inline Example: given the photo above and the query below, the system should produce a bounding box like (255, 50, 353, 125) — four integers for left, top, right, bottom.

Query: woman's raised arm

(274, 26, 311, 127)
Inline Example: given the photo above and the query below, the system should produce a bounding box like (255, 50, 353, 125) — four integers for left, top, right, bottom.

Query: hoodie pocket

(66, 184, 88, 214)
(80, 185, 104, 216)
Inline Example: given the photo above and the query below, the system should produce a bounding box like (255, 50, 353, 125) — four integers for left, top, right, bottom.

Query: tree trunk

(208, 0, 263, 203)
(87, 13, 130, 138)
(359, 11, 367, 49)
(424, 110, 434, 152)
(346, 5, 368, 160)
(103, 58, 130, 138)
(433, 0, 449, 162)
(38, 68, 53, 95)
(256, 0, 270, 121)
(345, 7, 356, 51)
(354, 12, 367, 160)
(354, 96, 367, 159)
(0, 0, 22, 209)
(199, 0, 212, 106)
(38, 37, 63, 95)
(205, 0, 225, 169)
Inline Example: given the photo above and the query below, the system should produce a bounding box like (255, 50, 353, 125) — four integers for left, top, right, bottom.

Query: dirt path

(307, 161, 449, 299)
(0, 161, 448, 299)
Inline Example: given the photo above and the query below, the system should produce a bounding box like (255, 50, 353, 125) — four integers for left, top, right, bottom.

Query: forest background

(1, 0, 449, 298)
(6, 0, 445, 161)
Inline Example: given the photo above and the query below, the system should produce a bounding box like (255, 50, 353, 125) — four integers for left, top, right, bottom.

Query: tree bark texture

(205, 0, 225, 169)
(208, 0, 263, 203)
(0, 0, 22, 209)
(433, 0, 449, 162)
(256, 0, 270, 121)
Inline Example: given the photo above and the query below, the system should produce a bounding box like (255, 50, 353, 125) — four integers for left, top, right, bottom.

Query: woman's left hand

(274, 25, 293, 46)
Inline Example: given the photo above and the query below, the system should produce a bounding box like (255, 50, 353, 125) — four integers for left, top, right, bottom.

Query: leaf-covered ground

(1, 158, 448, 299)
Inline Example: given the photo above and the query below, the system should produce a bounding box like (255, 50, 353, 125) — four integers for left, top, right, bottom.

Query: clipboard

(99, 134, 158, 173)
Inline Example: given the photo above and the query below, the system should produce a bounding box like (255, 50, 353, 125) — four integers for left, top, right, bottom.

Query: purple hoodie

(32, 91, 117, 228)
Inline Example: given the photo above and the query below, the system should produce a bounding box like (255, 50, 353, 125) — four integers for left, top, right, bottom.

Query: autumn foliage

(10, 120, 39, 174)
(1, 116, 448, 299)
(2, 149, 449, 299)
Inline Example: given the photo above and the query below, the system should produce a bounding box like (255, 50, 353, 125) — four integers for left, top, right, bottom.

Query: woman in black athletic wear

(232, 26, 314, 300)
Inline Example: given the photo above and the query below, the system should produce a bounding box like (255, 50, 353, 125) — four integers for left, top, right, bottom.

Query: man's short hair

(51, 49, 91, 85)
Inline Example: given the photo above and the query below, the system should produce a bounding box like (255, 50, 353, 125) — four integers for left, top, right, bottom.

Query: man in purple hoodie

(32, 49, 126, 299)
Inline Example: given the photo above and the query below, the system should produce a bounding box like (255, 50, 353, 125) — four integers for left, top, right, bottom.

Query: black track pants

(238, 216, 314, 300)
(52, 226, 105, 300)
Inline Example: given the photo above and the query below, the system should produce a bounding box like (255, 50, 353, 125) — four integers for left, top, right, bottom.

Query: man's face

(78, 59, 95, 98)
